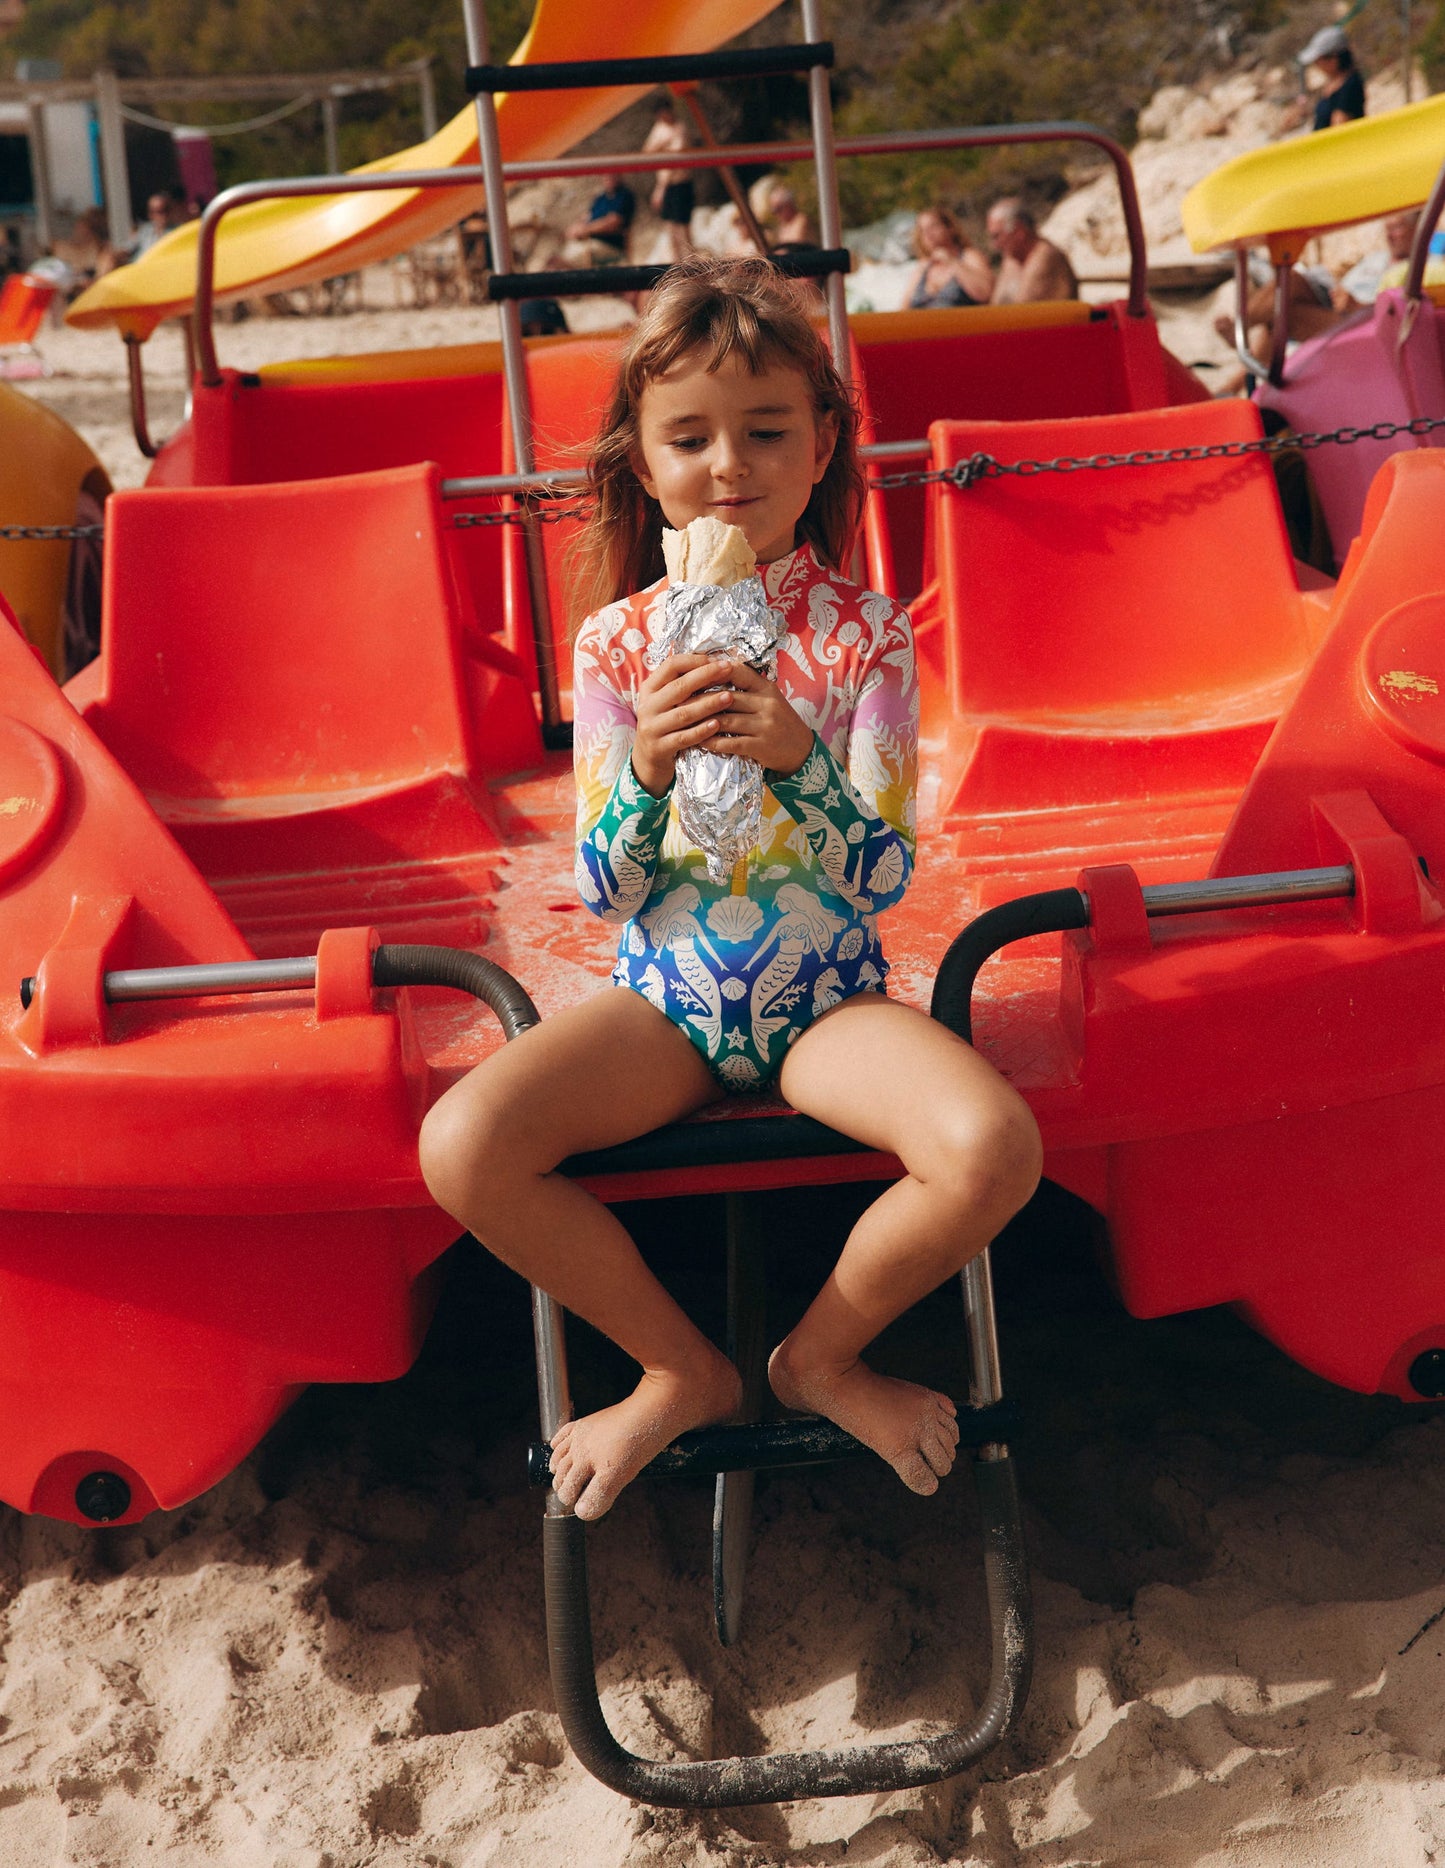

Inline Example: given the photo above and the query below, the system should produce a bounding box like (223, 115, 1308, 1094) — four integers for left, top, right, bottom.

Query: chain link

(450, 499, 594, 530)
(7, 415, 1445, 540)
(867, 413, 1445, 492)
(0, 523, 105, 542)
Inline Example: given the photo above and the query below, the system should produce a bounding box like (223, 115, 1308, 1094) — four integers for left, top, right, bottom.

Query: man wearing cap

(1297, 25, 1365, 130)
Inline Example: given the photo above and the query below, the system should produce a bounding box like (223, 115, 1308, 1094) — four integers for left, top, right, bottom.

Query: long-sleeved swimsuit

(574, 542, 918, 1091)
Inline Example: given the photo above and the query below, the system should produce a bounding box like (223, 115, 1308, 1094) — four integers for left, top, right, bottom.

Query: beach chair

(0, 272, 58, 379)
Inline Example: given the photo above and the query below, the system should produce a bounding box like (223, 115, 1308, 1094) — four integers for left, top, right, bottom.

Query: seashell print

(866, 844, 905, 897)
(706, 895, 765, 944)
(837, 927, 864, 963)
(720, 977, 748, 1000)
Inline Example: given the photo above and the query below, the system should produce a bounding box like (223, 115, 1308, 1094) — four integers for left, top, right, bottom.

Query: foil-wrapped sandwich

(645, 516, 787, 884)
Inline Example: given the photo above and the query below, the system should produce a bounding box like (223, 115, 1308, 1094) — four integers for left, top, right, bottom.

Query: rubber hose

(371, 943, 539, 1040)
(930, 888, 1089, 1042)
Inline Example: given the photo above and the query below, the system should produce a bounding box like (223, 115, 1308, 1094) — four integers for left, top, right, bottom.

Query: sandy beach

(7, 82, 1445, 1859)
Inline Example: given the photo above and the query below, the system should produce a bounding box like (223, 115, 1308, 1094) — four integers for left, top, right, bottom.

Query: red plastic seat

(851, 303, 1207, 599)
(930, 399, 1316, 891)
(500, 333, 627, 703)
(72, 462, 541, 953)
(154, 352, 513, 633)
(0, 273, 57, 377)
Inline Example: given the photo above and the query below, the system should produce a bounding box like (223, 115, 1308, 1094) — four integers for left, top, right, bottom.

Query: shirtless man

(986, 197, 1077, 304)
(643, 98, 694, 264)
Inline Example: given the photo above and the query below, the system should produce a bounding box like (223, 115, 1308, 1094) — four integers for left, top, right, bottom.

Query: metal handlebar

(188, 117, 1150, 385)
(930, 863, 1357, 1042)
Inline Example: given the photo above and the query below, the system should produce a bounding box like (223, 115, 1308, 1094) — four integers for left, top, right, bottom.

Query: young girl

(420, 257, 1042, 1522)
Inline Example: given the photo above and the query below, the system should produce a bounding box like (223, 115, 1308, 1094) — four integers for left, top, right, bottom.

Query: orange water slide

(67, 0, 782, 341)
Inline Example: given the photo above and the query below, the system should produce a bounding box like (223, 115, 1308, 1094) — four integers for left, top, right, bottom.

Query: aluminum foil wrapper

(645, 575, 787, 884)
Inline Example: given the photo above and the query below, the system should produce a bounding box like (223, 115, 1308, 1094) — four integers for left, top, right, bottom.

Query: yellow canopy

(1182, 92, 1445, 255)
(68, 0, 781, 340)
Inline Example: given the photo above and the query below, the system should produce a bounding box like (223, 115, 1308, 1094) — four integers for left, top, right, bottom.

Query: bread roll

(661, 515, 757, 587)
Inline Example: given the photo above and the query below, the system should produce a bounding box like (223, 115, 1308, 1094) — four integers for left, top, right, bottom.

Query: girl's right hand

(631, 653, 734, 796)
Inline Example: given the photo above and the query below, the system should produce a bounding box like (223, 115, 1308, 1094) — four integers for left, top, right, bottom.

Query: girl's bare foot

(548, 1349, 742, 1520)
(767, 1338, 960, 1495)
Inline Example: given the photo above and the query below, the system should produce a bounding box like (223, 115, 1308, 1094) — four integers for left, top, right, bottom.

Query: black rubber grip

(371, 943, 539, 1041)
(930, 888, 1090, 1043)
(489, 248, 851, 303)
(528, 1400, 1021, 1485)
(467, 43, 833, 94)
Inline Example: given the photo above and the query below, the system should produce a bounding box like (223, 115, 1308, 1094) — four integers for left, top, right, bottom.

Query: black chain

(0, 523, 105, 541)
(867, 413, 1445, 492)
(450, 499, 593, 530)
(8, 414, 1445, 541)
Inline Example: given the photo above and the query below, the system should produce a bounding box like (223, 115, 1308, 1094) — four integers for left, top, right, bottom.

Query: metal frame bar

(1405, 154, 1445, 303)
(535, 1240, 1030, 1805)
(1231, 246, 1266, 383)
(1268, 253, 1294, 388)
(440, 436, 929, 502)
(124, 336, 160, 459)
(460, 0, 560, 735)
(801, 0, 850, 371)
(188, 122, 1150, 383)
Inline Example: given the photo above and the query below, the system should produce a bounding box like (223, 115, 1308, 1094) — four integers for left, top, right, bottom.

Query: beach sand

(6, 225, 1445, 1866)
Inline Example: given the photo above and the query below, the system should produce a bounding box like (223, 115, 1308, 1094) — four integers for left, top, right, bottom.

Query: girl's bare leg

(772, 996, 1042, 1495)
(418, 989, 740, 1520)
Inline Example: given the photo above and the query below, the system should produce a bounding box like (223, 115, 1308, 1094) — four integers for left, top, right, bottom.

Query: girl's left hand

(708, 662, 815, 776)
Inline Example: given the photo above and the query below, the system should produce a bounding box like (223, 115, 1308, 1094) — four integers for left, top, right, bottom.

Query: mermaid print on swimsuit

(574, 543, 918, 1090)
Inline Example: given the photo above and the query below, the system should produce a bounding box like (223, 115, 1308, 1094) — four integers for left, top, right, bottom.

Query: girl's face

(633, 350, 837, 565)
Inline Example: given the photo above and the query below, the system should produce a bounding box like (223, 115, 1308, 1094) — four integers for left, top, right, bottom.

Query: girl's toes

(550, 1421, 576, 1454)
(896, 1450, 940, 1495)
(922, 1426, 956, 1476)
(573, 1474, 616, 1521)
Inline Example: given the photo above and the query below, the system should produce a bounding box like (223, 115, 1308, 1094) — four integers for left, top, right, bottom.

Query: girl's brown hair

(570, 255, 865, 625)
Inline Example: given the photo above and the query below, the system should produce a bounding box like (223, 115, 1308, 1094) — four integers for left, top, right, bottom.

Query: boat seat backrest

(851, 304, 1189, 597)
(175, 360, 511, 636)
(500, 333, 628, 694)
(932, 399, 1309, 722)
(89, 464, 477, 799)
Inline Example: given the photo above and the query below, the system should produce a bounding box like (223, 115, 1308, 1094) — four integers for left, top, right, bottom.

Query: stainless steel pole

(799, 0, 850, 378)
(24, 100, 55, 252)
(459, 0, 562, 734)
(94, 69, 135, 250)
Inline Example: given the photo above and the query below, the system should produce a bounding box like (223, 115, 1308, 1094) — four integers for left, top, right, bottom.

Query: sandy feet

(768, 1340, 960, 1495)
(548, 1349, 742, 1520)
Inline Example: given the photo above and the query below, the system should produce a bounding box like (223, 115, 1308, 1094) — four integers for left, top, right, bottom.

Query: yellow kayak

(1183, 92, 1445, 254)
(67, 0, 781, 341)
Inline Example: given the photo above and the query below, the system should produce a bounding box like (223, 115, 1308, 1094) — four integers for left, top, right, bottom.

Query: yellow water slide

(68, 0, 782, 340)
(1183, 92, 1445, 254)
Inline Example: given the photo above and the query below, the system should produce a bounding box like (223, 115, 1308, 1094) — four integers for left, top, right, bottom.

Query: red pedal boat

(6, 0, 1445, 1810)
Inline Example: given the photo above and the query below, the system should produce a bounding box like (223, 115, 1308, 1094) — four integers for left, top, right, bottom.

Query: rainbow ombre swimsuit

(574, 543, 918, 1091)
